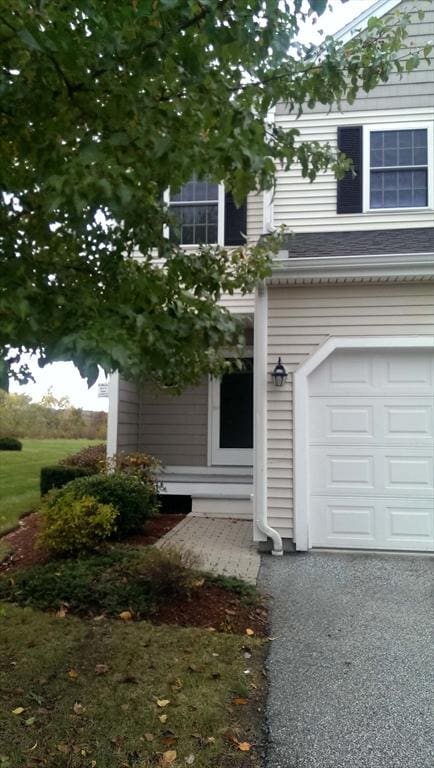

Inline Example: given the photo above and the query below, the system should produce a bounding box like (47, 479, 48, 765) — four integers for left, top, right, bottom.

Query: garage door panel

(385, 405, 433, 438)
(385, 456, 433, 491)
(386, 504, 434, 547)
(384, 354, 433, 389)
(311, 445, 433, 497)
(308, 348, 434, 552)
(310, 499, 377, 547)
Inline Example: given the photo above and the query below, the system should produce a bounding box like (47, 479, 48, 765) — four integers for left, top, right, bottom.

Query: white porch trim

(293, 336, 434, 552)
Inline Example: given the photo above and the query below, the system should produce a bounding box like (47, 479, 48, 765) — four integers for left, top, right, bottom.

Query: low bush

(53, 472, 159, 536)
(38, 492, 118, 556)
(0, 436, 22, 451)
(0, 547, 200, 618)
(60, 442, 106, 472)
(40, 465, 96, 496)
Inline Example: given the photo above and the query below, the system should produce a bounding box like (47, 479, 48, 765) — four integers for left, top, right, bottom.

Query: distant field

(0, 439, 103, 534)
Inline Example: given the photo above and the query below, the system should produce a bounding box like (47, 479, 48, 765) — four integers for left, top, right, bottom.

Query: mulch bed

(155, 585, 268, 637)
(0, 513, 184, 574)
(0, 513, 268, 637)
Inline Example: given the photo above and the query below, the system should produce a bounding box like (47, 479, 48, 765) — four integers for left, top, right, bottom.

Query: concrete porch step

(191, 495, 253, 520)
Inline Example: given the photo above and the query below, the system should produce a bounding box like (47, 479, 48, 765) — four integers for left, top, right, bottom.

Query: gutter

(253, 282, 283, 556)
(269, 251, 434, 283)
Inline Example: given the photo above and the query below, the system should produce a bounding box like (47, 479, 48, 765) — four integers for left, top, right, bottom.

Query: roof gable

(335, 0, 404, 44)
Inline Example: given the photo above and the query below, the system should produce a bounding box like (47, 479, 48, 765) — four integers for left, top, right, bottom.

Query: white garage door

(309, 348, 434, 551)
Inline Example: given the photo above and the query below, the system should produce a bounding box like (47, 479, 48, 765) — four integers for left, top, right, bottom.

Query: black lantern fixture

(271, 357, 288, 387)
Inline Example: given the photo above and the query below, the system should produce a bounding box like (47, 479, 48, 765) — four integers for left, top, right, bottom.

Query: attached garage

(262, 279, 434, 555)
(308, 348, 434, 551)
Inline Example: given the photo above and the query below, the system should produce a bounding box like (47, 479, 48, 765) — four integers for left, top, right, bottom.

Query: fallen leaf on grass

(95, 664, 109, 675)
(238, 742, 251, 752)
(188, 664, 203, 673)
(119, 611, 133, 621)
(156, 699, 170, 708)
(245, 628, 254, 636)
(233, 698, 248, 706)
(223, 728, 238, 744)
(161, 736, 178, 747)
(144, 733, 155, 742)
(185, 755, 195, 765)
(12, 707, 25, 715)
(159, 750, 177, 767)
(159, 714, 168, 723)
(68, 669, 79, 679)
(73, 702, 85, 715)
(24, 717, 36, 726)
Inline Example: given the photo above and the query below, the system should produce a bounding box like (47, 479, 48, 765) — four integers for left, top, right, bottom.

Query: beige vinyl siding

(266, 281, 434, 539)
(117, 378, 140, 452)
(273, 106, 434, 233)
(219, 292, 255, 313)
(276, 1, 434, 115)
(138, 380, 208, 466)
(247, 191, 264, 243)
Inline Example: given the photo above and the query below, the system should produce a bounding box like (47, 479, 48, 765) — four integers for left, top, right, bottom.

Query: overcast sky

(10, 0, 379, 411)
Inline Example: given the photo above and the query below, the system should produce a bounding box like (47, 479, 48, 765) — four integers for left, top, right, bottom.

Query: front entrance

(210, 359, 254, 466)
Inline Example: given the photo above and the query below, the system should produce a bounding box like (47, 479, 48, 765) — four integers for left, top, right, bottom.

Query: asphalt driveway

(260, 552, 433, 768)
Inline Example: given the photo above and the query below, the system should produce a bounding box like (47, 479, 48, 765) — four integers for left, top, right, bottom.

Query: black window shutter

(337, 126, 363, 214)
(224, 192, 247, 246)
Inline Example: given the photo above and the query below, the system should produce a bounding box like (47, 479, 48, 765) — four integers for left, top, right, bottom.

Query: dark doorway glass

(219, 359, 253, 449)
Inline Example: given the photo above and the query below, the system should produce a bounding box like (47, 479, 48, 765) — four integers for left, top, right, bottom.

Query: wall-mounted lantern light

(271, 357, 288, 387)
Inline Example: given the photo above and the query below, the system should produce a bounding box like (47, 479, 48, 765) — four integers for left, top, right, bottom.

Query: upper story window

(369, 129, 428, 209)
(337, 122, 432, 216)
(170, 175, 220, 245)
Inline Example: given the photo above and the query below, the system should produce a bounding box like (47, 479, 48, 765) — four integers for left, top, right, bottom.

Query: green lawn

(0, 604, 263, 768)
(0, 439, 102, 534)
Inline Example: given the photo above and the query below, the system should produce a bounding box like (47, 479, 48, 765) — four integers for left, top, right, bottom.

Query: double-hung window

(337, 124, 432, 215)
(369, 128, 428, 209)
(169, 174, 221, 245)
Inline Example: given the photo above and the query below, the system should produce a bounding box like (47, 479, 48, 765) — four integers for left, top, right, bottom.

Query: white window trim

(164, 183, 225, 247)
(293, 336, 434, 552)
(363, 122, 433, 214)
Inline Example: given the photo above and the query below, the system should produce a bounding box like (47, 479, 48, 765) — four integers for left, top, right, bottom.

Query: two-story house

(107, 0, 434, 554)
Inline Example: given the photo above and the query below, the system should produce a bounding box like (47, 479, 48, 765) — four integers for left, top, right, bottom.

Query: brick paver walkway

(156, 515, 260, 584)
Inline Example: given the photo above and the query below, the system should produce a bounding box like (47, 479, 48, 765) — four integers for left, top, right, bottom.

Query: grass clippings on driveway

(0, 603, 265, 768)
(0, 439, 103, 534)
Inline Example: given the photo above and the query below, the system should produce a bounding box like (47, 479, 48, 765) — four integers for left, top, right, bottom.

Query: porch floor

(156, 515, 260, 585)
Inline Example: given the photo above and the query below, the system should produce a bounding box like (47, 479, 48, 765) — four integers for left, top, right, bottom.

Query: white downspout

(254, 281, 283, 555)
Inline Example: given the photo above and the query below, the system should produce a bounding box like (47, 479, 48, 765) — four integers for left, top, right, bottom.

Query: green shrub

(38, 493, 118, 556)
(0, 436, 22, 451)
(0, 547, 199, 618)
(54, 472, 159, 536)
(40, 465, 96, 496)
(107, 451, 161, 485)
(135, 546, 201, 600)
(60, 442, 106, 472)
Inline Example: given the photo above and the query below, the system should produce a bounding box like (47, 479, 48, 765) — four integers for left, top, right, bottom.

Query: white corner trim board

(106, 371, 119, 459)
(293, 336, 434, 552)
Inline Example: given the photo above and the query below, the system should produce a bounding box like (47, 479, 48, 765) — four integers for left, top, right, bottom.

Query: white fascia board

(269, 252, 434, 282)
(334, 0, 403, 45)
